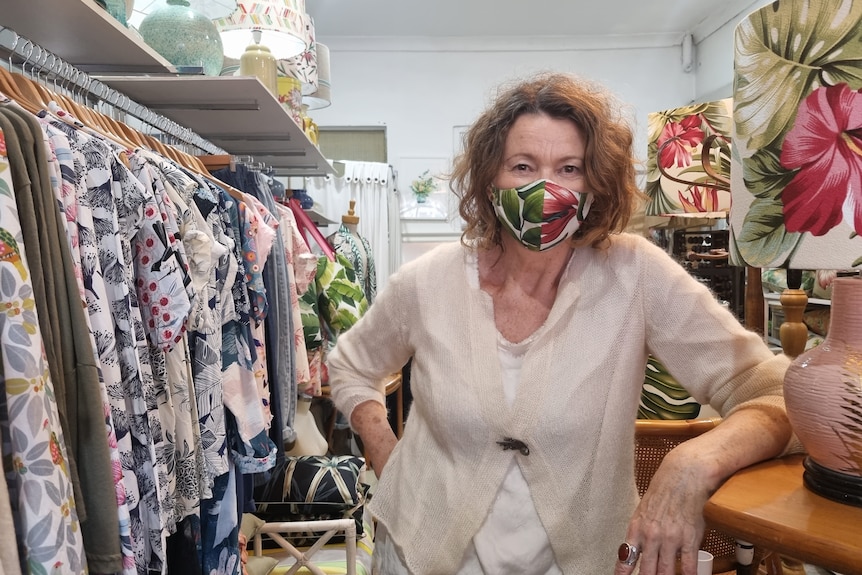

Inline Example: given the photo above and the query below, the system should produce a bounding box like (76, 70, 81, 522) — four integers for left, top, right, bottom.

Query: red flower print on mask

(780, 83, 862, 236)
(657, 114, 704, 169)
(541, 181, 581, 243)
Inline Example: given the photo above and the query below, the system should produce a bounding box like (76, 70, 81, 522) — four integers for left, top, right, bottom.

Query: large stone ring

(618, 542, 641, 566)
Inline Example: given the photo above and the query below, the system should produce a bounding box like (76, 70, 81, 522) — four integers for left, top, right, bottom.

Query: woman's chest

(490, 286, 555, 343)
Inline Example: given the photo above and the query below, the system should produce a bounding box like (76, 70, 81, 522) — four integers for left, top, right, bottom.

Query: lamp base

(803, 456, 862, 508)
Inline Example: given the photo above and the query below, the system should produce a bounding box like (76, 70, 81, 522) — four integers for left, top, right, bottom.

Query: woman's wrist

(351, 399, 398, 473)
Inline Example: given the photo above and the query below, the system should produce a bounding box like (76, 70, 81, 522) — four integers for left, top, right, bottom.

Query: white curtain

(304, 161, 397, 290)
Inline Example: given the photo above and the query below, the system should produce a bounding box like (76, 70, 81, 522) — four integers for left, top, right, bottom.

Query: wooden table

(704, 455, 862, 575)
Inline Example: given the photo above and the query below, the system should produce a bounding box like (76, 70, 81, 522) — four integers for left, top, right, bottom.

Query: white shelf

(100, 76, 336, 177)
(1, 0, 332, 177)
(0, 0, 175, 74)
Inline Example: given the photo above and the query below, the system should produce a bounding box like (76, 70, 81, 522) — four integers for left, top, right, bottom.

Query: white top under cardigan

(327, 234, 792, 574)
(374, 326, 562, 574)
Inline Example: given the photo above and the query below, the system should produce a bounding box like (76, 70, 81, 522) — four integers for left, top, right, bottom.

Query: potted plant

(410, 170, 436, 203)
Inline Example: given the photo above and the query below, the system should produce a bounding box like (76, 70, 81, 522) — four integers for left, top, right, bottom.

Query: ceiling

(306, 0, 760, 44)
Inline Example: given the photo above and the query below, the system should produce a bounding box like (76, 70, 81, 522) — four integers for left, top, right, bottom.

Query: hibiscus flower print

(0, 132, 6, 157)
(656, 114, 704, 169)
(780, 83, 862, 236)
(678, 185, 719, 213)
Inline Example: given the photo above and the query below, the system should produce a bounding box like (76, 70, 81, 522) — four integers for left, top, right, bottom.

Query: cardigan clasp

(497, 437, 529, 456)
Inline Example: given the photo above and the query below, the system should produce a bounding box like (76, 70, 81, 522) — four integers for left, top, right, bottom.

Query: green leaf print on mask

(522, 227, 542, 250)
(499, 189, 523, 231)
(522, 186, 545, 224)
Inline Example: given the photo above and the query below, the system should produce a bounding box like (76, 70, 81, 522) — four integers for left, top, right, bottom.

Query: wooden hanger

(187, 151, 217, 175)
(3, 58, 131, 151)
(87, 91, 144, 149)
(0, 67, 42, 114)
(0, 40, 229, 184)
(12, 71, 47, 106)
(48, 69, 108, 130)
(0, 38, 48, 115)
(0, 59, 27, 101)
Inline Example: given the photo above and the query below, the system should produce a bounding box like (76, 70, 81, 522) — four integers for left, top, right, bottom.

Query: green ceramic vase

(100, 0, 128, 26)
(139, 0, 224, 76)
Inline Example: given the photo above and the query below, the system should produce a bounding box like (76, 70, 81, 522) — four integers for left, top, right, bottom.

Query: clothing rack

(0, 26, 225, 156)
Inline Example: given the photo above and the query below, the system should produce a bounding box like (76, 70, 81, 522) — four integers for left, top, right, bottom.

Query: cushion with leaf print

(254, 455, 365, 510)
(254, 455, 368, 546)
(803, 308, 831, 336)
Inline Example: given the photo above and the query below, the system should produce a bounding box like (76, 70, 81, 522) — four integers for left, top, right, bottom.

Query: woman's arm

(616, 406, 792, 575)
(350, 399, 399, 475)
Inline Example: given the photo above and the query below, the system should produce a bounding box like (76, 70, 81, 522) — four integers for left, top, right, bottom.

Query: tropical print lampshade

(729, 1, 862, 270)
(303, 42, 331, 110)
(277, 15, 318, 95)
(645, 99, 732, 217)
(730, 0, 862, 509)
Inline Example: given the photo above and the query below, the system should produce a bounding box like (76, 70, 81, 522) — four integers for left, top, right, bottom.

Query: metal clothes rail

(0, 26, 225, 156)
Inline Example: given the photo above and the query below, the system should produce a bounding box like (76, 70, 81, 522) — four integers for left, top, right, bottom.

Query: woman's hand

(615, 407, 792, 575)
(351, 399, 399, 475)
(614, 447, 714, 575)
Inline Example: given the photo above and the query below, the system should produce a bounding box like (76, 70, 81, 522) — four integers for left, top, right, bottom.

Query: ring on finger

(617, 542, 641, 566)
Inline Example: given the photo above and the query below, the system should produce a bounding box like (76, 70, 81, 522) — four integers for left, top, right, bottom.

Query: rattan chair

(634, 418, 740, 574)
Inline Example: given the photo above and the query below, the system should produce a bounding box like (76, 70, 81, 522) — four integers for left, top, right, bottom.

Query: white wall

(310, 1, 778, 176)
(693, 0, 774, 103)
(309, 39, 696, 183)
(306, 4, 775, 271)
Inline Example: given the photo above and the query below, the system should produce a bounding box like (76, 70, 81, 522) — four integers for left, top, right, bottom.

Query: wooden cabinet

(671, 229, 745, 320)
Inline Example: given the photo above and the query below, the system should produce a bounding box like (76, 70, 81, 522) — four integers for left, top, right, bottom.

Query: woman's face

(495, 112, 587, 192)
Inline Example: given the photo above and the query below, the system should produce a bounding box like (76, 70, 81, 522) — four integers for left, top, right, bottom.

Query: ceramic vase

(783, 276, 862, 506)
(277, 76, 304, 126)
(292, 189, 314, 210)
(102, 0, 128, 26)
(300, 104, 319, 145)
(240, 40, 278, 96)
(139, 0, 224, 76)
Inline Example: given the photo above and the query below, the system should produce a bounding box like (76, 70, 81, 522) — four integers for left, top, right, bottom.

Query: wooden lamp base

(778, 287, 809, 358)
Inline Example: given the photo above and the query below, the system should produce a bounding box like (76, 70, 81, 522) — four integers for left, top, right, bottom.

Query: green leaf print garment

(300, 254, 369, 395)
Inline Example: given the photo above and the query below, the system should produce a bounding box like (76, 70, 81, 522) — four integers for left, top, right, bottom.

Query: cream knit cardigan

(328, 234, 790, 574)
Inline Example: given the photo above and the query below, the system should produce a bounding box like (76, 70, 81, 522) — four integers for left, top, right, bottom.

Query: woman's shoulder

(607, 231, 657, 251)
(599, 232, 670, 263)
(576, 233, 678, 281)
(391, 241, 468, 279)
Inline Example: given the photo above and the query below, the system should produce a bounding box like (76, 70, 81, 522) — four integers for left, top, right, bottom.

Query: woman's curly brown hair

(451, 72, 641, 249)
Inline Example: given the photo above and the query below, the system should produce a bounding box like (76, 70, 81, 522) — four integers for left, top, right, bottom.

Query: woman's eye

(513, 163, 531, 172)
(562, 165, 581, 174)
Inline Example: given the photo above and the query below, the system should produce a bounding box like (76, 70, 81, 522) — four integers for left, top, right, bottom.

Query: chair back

(634, 418, 737, 574)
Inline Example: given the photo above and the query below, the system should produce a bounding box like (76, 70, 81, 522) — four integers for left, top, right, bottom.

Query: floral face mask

(491, 179, 593, 251)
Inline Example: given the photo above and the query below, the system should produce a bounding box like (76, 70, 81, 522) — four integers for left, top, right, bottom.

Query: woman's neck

(480, 234, 574, 295)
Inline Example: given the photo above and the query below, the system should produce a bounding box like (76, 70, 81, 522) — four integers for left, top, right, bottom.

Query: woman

(327, 72, 794, 575)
